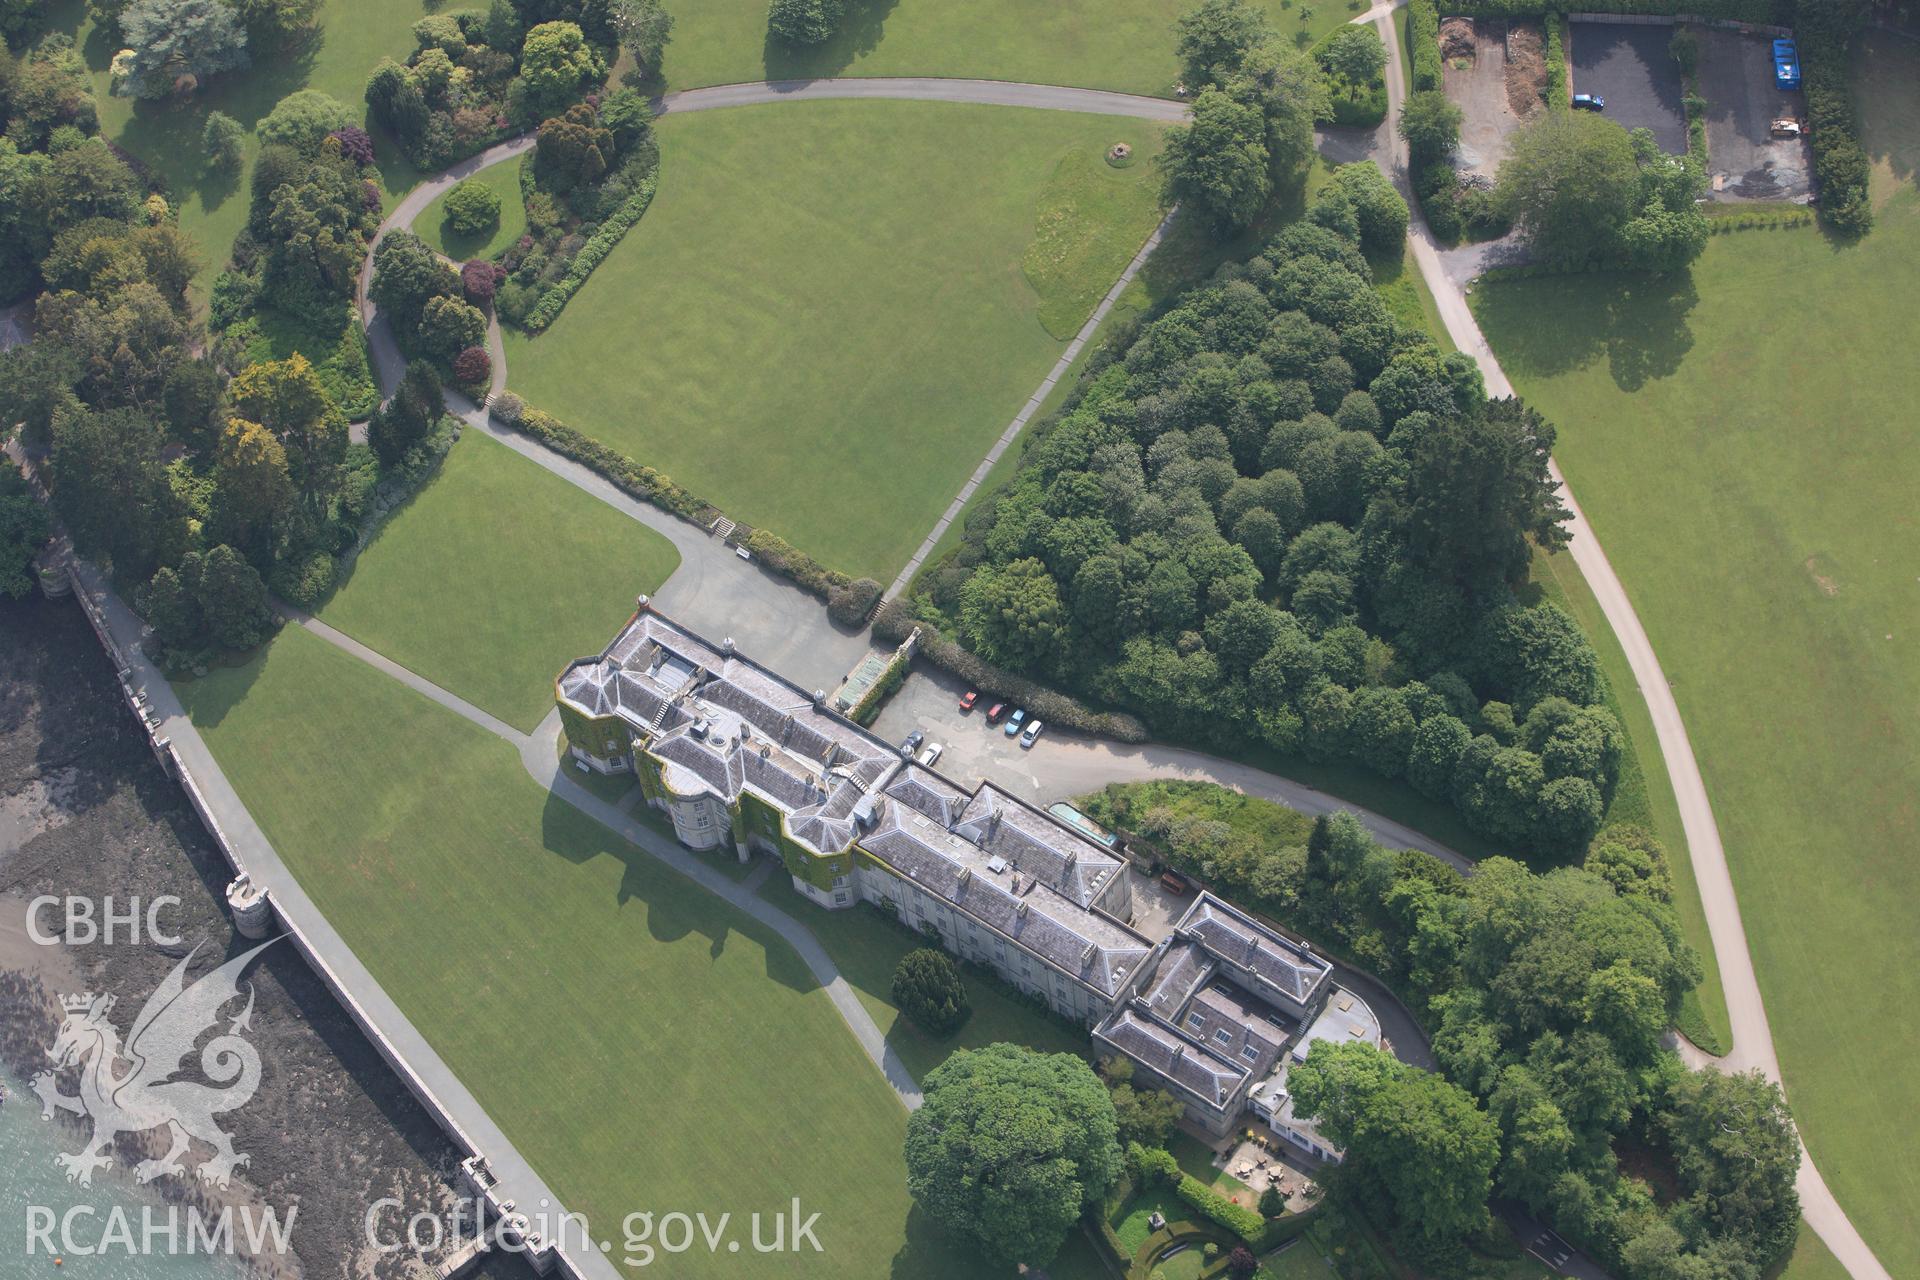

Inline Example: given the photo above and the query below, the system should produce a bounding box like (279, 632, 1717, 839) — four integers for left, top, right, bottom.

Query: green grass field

(503, 99, 1170, 580)
(317, 430, 679, 730)
(177, 625, 990, 1280)
(417, 161, 531, 262)
(1470, 34, 1920, 1276)
(43, 0, 430, 305)
(756, 877, 1089, 1082)
(652, 0, 1354, 99)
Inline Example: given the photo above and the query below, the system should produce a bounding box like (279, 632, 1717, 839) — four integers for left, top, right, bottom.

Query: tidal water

(0, 1069, 249, 1280)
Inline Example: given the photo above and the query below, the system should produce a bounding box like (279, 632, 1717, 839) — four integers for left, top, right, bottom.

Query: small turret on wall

(226, 875, 274, 940)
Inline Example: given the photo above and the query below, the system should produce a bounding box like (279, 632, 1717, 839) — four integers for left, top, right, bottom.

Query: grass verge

(318, 429, 679, 730)
(1527, 546, 1729, 1054)
(652, 0, 1354, 99)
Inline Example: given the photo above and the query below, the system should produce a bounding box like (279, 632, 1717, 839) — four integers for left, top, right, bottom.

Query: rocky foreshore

(0, 594, 533, 1280)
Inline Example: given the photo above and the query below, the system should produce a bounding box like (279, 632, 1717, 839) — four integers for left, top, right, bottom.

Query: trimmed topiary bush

(443, 178, 502, 235)
(891, 947, 970, 1034)
(828, 577, 883, 626)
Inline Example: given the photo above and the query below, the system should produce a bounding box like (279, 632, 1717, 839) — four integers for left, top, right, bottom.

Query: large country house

(557, 601, 1380, 1157)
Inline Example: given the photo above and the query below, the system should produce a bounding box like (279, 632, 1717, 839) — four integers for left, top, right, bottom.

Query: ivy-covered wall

(558, 696, 629, 764)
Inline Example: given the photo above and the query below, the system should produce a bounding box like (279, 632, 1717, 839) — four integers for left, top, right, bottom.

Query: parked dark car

(1572, 93, 1605, 111)
(959, 690, 979, 713)
(899, 729, 925, 757)
(985, 702, 1009, 725)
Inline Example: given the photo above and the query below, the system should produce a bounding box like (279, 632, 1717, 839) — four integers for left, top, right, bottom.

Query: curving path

(1367, 10, 1890, 1277)
(353, 66, 1889, 1277)
(275, 608, 926, 1110)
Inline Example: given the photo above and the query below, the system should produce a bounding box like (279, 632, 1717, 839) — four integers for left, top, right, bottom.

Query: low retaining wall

(64, 564, 579, 1279)
(1565, 10, 1791, 34)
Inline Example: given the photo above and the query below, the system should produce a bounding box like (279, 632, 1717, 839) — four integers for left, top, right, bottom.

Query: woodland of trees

(1091, 781, 1799, 1280)
(918, 170, 1619, 858)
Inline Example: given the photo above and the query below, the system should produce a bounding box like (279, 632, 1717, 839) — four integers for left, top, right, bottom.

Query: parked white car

(919, 743, 943, 767)
(1019, 721, 1044, 748)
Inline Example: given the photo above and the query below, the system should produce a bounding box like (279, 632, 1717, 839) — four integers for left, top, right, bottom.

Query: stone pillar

(735, 839, 750, 864)
(226, 876, 273, 940)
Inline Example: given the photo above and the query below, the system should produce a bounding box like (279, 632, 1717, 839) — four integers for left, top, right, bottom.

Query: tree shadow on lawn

(1473, 268, 1699, 392)
(535, 790, 825, 996)
(760, 0, 903, 83)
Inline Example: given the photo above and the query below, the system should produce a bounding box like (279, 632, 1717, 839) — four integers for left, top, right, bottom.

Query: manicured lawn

(44, 0, 430, 306)
(756, 876, 1089, 1083)
(318, 430, 679, 730)
(1470, 33, 1920, 1276)
(654, 0, 1355, 99)
(1111, 1184, 1189, 1255)
(1258, 1242, 1338, 1280)
(417, 160, 530, 262)
(503, 100, 1170, 580)
(175, 626, 984, 1280)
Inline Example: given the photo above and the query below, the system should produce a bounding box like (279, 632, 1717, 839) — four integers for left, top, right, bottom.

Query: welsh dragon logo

(31, 940, 276, 1188)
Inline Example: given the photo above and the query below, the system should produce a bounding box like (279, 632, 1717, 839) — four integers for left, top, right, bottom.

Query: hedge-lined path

(1369, 9, 1890, 1278)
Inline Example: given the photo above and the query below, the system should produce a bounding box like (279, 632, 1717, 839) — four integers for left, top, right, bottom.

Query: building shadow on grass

(534, 787, 824, 998)
(760, 0, 903, 83)
(1473, 267, 1698, 391)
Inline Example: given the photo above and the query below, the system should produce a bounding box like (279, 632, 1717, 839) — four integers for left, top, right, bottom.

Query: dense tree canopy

(515, 20, 605, 120)
(926, 184, 1606, 853)
(1498, 114, 1706, 271)
(1290, 1039, 1499, 1269)
(905, 1045, 1122, 1268)
(110, 0, 249, 99)
(1159, 0, 1325, 230)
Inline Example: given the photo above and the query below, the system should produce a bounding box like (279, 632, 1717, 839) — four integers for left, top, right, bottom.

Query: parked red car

(985, 702, 1009, 725)
(959, 690, 980, 713)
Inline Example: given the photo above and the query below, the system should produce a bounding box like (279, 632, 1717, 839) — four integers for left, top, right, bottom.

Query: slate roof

(863, 805, 1149, 999)
(1176, 894, 1332, 1006)
(1096, 1008, 1247, 1111)
(559, 608, 1150, 972)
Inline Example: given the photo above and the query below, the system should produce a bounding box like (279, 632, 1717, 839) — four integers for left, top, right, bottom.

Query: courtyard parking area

(1568, 20, 1688, 153)
(1696, 26, 1812, 200)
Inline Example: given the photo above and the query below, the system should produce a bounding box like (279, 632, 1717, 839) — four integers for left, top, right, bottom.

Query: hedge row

(1798, 10, 1872, 233)
(1545, 12, 1569, 110)
(1448, 0, 1779, 18)
(522, 174, 659, 332)
(872, 599, 1150, 742)
(1177, 1175, 1267, 1246)
(849, 650, 909, 726)
(1409, 0, 1442, 90)
(1705, 206, 1816, 231)
(499, 401, 851, 603)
